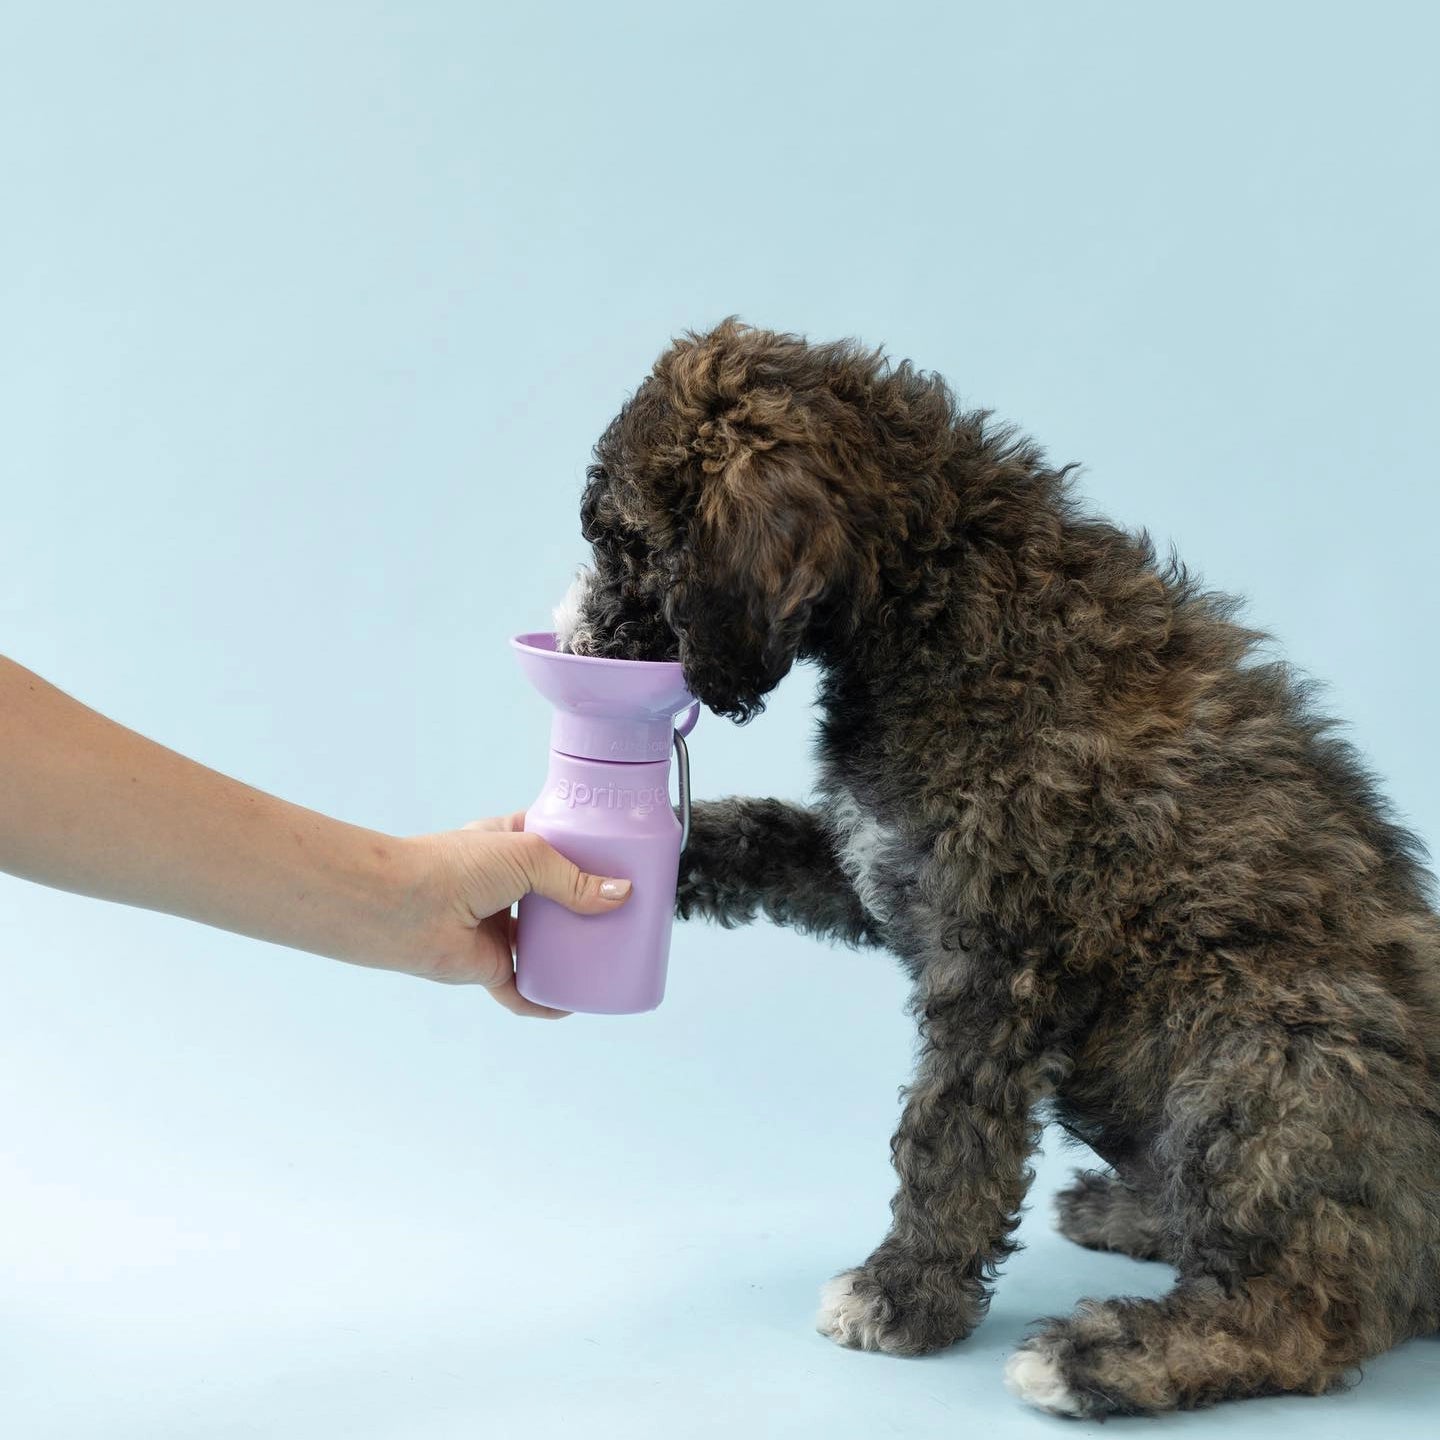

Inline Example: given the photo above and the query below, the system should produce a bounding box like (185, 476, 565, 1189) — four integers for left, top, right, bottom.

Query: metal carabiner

(674, 729, 692, 852)
(673, 700, 699, 852)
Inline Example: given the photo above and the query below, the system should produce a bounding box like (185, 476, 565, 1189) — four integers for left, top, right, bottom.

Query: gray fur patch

(828, 789, 904, 923)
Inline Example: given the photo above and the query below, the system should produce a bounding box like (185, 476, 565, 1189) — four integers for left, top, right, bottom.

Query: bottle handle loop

(673, 728, 692, 852)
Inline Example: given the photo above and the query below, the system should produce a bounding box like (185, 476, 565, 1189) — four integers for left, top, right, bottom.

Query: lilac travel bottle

(510, 632, 699, 1014)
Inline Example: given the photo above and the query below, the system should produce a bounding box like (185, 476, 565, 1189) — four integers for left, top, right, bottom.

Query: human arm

(0, 656, 629, 1016)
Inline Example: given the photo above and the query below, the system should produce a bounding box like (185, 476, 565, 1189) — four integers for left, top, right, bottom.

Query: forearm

(0, 656, 416, 965)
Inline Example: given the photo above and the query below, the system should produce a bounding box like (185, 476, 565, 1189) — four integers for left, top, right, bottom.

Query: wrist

(238, 813, 429, 972)
(318, 828, 438, 971)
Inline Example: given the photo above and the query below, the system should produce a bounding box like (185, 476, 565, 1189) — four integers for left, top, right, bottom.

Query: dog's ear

(663, 442, 848, 721)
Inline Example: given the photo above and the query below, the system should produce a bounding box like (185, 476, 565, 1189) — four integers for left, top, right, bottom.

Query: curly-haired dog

(557, 319, 1440, 1417)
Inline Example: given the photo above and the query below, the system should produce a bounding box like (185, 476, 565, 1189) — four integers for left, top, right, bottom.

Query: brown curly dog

(556, 318, 1440, 1417)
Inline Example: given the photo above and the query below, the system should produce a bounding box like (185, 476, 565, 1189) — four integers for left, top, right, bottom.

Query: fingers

(484, 973, 571, 1020)
(515, 833, 632, 915)
(467, 924, 569, 1017)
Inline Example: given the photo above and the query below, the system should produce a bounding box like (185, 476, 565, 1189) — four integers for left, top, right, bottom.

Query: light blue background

(3, 2, 1438, 1436)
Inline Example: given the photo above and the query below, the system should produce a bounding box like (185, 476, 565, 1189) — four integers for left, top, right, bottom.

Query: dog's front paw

(674, 802, 737, 922)
(674, 844, 718, 921)
(816, 1272, 891, 1351)
(816, 1264, 981, 1356)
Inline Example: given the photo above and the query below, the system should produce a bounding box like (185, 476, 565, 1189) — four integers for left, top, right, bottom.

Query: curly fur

(567, 318, 1440, 1416)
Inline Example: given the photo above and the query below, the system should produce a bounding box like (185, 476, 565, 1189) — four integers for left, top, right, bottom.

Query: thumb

(517, 834, 633, 915)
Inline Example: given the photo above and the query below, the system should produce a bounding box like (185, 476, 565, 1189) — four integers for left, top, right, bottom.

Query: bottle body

(515, 751, 681, 1015)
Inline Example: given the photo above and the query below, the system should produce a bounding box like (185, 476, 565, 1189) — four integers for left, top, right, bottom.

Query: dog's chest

(827, 788, 906, 924)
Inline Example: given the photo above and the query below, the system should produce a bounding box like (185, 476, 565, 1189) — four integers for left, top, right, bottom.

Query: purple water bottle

(510, 632, 699, 1014)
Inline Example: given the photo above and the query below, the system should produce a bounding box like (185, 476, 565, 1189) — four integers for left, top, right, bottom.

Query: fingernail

(599, 878, 631, 900)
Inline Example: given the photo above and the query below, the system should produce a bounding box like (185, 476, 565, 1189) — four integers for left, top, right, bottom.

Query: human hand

(389, 812, 632, 1017)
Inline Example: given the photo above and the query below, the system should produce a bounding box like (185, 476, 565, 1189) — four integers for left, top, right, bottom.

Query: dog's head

(559, 319, 956, 721)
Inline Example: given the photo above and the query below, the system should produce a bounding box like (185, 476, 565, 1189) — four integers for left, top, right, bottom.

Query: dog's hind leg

(1004, 1274, 1379, 1417)
(1010, 1020, 1440, 1415)
(1054, 1169, 1169, 1261)
(677, 797, 882, 946)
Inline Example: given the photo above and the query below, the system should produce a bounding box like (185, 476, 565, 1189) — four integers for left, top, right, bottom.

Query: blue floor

(4, 895, 1438, 1440)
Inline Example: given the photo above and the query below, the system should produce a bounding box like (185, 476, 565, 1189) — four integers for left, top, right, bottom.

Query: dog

(555, 318, 1440, 1417)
